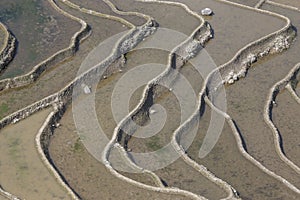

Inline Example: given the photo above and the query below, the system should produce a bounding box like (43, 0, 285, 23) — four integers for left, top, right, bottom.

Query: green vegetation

(0, 102, 9, 119)
(7, 137, 29, 177)
(146, 135, 162, 151)
(72, 138, 84, 153)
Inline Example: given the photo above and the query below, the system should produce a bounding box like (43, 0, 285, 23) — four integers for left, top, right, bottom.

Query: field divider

(35, 108, 81, 199)
(104, 0, 152, 22)
(101, 0, 241, 199)
(264, 63, 300, 175)
(0, 22, 17, 75)
(0, 1, 160, 199)
(205, 95, 300, 194)
(199, 0, 300, 194)
(267, 0, 300, 11)
(62, 0, 135, 28)
(62, 0, 177, 193)
(255, 0, 267, 8)
(0, 185, 21, 200)
(150, 0, 296, 198)
(286, 84, 300, 104)
(0, 0, 91, 92)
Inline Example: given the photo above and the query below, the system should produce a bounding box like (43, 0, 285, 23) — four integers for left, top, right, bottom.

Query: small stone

(201, 8, 213, 16)
(84, 86, 91, 94)
(12, 118, 19, 124)
(149, 109, 156, 114)
(229, 71, 234, 77)
(233, 74, 238, 81)
(228, 79, 234, 84)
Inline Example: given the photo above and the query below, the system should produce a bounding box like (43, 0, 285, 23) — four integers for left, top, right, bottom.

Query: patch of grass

(72, 138, 84, 153)
(146, 136, 162, 151)
(8, 137, 21, 159)
(0, 102, 9, 119)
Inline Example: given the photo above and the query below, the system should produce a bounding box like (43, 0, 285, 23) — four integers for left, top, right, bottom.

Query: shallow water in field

(0, 0, 79, 79)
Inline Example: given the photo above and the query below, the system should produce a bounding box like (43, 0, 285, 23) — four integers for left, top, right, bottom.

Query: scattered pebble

(201, 8, 213, 16)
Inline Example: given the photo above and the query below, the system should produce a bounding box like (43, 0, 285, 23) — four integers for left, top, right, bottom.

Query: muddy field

(273, 89, 300, 167)
(0, 108, 70, 200)
(1, 0, 300, 199)
(0, 27, 5, 50)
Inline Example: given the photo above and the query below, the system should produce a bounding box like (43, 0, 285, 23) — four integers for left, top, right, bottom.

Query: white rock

(149, 109, 157, 114)
(247, 53, 257, 63)
(233, 74, 238, 81)
(12, 118, 19, 124)
(228, 79, 234, 84)
(83, 85, 91, 94)
(201, 8, 213, 16)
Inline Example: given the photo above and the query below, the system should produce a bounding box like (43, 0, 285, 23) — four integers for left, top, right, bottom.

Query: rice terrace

(0, 0, 300, 199)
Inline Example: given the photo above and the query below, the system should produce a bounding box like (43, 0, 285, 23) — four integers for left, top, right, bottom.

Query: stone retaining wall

(200, 0, 300, 194)
(205, 96, 300, 194)
(152, 0, 298, 197)
(61, 0, 136, 28)
(102, 1, 238, 199)
(0, 1, 158, 198)
(0, 22, 17, 75)
(264, 63, 300, 175)
(0, 185, 20, 200)
(1, 0, 298, 199)
(35, 107, 80, 200)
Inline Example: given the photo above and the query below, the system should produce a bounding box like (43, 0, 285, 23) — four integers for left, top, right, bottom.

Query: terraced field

(0, 0, 300, 199)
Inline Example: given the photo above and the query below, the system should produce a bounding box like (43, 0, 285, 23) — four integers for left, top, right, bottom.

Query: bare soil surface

(225, 0, 259, 7)
(170, 0, 286, 65)
(187, 105, 300, 199)
(0, 27, 5, 50)
(111, 0, 200, 36)
(1, 0, 300, 199)
(273, 89, 300, 167)
(273, 0, 300, 8)
(71, 0, 147, 26)
(218, 2, 300, 190)
(0, 108, 70, 200)
(49, 107, 193, 200)
(49, 0, 296, 199)
(48, 1, 231, 198)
